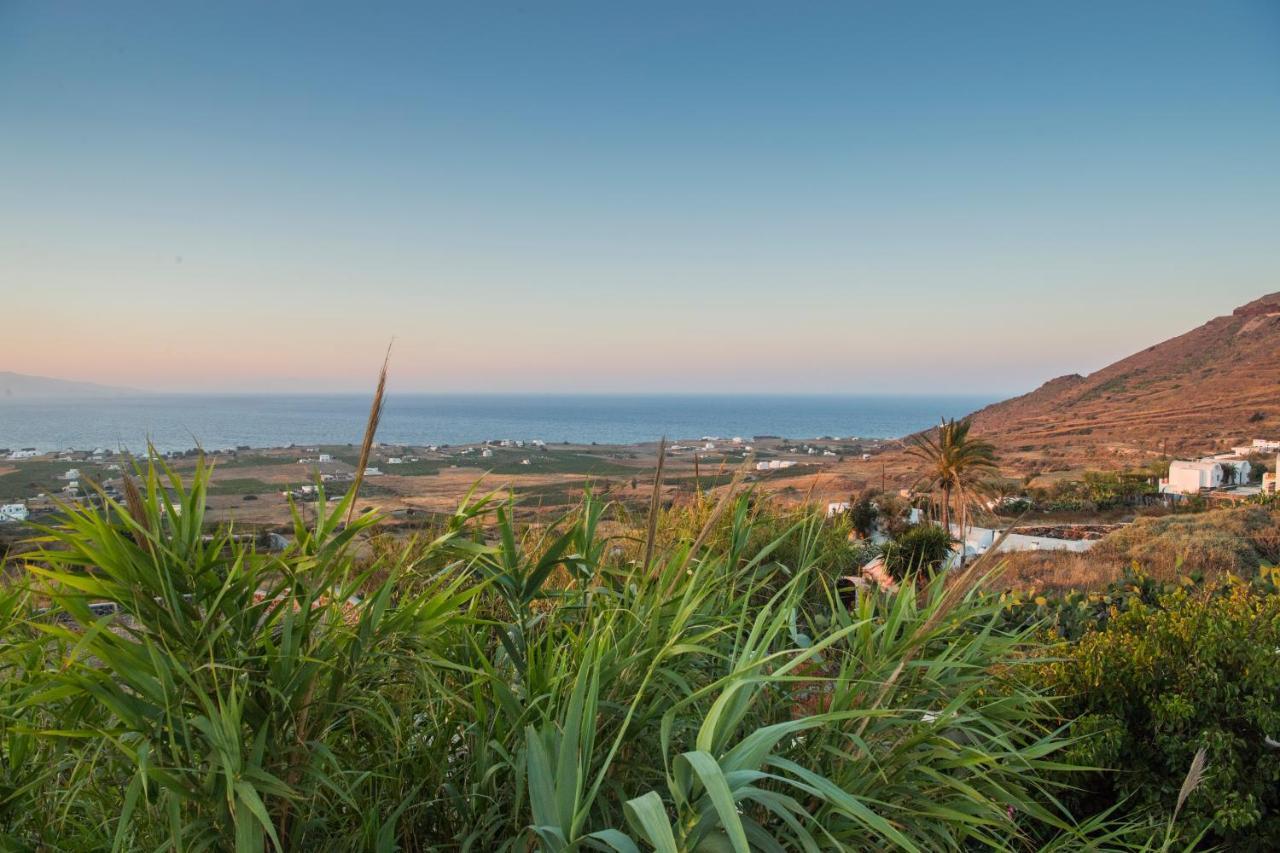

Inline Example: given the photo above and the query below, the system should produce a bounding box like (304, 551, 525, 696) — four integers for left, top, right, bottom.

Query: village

(810, 435, 1280, 574)
(5, 430, 1278, 578)
(0, 434, 894, 540)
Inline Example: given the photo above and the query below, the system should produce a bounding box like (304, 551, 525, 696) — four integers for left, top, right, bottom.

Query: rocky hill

(0, 372, 139, 399)
(963, 292, 1280, 473)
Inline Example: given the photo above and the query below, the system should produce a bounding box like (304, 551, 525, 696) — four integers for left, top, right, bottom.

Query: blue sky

(2, 1, 1278, 394)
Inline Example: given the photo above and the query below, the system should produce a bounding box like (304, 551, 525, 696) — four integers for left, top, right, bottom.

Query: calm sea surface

(0, 394, 994, 454)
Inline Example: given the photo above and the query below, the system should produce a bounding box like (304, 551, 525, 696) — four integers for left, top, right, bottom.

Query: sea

(0, 393, 994, 455)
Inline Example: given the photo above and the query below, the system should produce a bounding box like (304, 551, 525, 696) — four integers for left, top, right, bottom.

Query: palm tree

(906, 418, 999, 560)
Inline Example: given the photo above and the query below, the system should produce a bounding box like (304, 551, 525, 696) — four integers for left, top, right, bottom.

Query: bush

(848, 491, 879, 538)
(882, 523, 952, 579)
(1040, 574, 1280, 846)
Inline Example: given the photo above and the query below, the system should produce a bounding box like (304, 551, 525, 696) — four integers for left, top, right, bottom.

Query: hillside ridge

(962, 292, 1280, 471)
(0, 372, 140, 399)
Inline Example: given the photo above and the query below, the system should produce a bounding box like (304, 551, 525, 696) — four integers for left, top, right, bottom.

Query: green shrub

(883, 523, 953, 579)
(1040, 574, 1280, 846)
(848, 491, 879, 538)
(8, 457, 488, 849)
(989, 570, 1177, 641)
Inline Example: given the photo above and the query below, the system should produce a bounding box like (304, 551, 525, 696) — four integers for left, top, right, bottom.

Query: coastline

(0, 392, 993, 455)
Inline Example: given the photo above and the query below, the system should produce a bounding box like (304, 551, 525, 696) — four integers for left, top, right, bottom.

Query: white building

(61, 468, 81, 481)
(387, 457, 404, 465)
(954, 524, 1096, 556)
(8, 448, 38, 459)
(318, 453, 332, 463)
(1160, 459, 1252, 495)
(363, 467, 383, 477)
(0, 503, 29, 523)
(1232, 439, 1280, 456)
(481, 448, 494, 458)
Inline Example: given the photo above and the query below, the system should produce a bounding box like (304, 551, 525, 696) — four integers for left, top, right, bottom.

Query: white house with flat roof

(1231, 439, 1280, 456)
(0, 503, 29, 523)
(1161, 459, 1252, 495)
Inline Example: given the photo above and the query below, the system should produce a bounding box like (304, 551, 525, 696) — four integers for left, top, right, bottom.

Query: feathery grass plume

(800, 469, 818, 505)
(119, 465, 151, 549)
(642, 437, 666, 574)
(346, 344, 391, 525)
(1174, 748, 1207, 821)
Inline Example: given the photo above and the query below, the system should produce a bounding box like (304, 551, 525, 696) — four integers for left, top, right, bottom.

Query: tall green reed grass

(0, 449, 1192, 850)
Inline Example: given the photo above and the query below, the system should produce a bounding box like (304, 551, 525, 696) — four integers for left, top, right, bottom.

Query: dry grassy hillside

(963, 292, 1280, 472)
(998, 505, 1280, 593)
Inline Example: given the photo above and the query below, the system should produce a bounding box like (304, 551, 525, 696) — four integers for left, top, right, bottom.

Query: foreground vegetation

(0, 452, 1269, 850)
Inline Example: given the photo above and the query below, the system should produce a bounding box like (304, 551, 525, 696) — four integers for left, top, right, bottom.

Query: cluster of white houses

(0, 503, 29, 523)
(1159, 439, 1280, 496)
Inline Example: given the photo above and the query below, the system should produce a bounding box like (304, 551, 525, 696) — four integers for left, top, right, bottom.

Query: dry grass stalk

(346, 345, 391, 526)
(1174, 747, 1207, 821)
(642, 437, 667, 574)
(286, 344, 387, 841)
(120, 467, 151, 549)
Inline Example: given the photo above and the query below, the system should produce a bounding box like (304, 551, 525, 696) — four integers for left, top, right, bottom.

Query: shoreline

(0, 392, 991, 456)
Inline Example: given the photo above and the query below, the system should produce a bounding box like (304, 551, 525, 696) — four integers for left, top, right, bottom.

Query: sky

(2, 1, 1279, 395)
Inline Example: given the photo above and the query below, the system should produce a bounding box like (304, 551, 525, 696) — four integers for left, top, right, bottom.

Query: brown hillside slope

(965, 292, 1280, 472)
